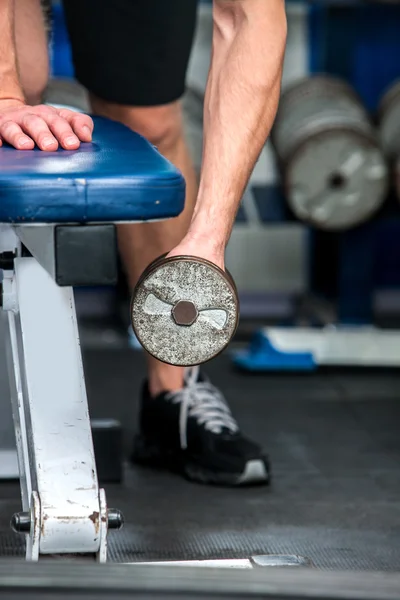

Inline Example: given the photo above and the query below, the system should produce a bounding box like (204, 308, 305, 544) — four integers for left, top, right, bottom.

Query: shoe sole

(131, 435, 270, 487)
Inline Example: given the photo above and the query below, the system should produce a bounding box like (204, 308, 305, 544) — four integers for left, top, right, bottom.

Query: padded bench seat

(0, 116, 185, 224)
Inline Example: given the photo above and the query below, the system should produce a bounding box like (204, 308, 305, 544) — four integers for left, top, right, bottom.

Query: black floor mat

(1, 351, 400, 570)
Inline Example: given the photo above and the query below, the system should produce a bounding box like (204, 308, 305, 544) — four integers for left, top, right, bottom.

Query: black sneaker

(131, 366, 270, 486)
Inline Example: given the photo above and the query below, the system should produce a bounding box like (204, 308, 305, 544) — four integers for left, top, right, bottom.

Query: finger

(56, 108, 93, 142)
(21, 114, 58, 151)
(47, 114, 80, 150)
(0, 120, 35, 150)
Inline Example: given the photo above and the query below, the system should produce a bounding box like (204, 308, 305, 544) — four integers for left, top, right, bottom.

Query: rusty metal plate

(131, 256, 239, 366)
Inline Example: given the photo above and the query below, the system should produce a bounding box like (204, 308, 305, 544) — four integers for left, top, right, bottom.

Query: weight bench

(0, 116, 185, 562)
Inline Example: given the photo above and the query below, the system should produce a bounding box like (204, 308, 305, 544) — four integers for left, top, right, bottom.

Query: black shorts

(62, 0, 198, 106)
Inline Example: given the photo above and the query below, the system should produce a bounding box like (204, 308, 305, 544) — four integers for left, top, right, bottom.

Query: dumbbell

(131, 255, 239, 366)
(377, 80, 400, 204)
(272, 75, 388, 230)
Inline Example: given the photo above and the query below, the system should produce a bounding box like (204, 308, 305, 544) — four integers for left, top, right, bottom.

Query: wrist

(185, 228, 225, 255)
(0, 97, 25, 108)
(0, 78, 25, 108)
(187, 210, 229, 253)
(168, 235, 225, 271)
(0, 68, 25, 101)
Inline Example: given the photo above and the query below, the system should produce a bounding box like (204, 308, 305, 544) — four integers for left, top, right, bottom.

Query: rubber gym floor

(1, 344, 400, 571)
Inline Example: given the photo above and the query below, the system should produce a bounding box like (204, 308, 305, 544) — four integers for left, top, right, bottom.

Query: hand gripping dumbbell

(131, 255, 239, 366)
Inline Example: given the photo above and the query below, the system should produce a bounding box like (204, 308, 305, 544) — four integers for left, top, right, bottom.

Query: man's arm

(0, 0, 92, 150)
(170, 0, 287, 267)
(0, 0, 25, 103)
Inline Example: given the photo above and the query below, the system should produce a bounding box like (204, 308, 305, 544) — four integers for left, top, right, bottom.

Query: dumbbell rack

(234, 0, 400, 371)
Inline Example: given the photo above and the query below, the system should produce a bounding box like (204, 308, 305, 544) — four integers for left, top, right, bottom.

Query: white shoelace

(165, 366, 239, 450)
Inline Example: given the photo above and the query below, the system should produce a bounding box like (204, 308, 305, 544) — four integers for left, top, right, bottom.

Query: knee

(130, 104, 184, 153)
(90, 96, 184, 154)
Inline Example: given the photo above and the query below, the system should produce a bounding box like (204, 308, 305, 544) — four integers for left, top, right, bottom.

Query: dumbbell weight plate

(378, 79, 400, 160)
(395, 157, 400, 203)
(272, 75, 388, 230)
(284, 128, 388, 230)
(131, 255, 239, 366)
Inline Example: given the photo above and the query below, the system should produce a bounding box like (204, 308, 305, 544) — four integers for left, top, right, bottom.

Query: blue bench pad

(0, 117, 185, 223)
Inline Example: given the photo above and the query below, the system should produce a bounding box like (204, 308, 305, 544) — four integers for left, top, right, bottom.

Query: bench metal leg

(0, 312, 19, 480)
(2, 255, 108, 561)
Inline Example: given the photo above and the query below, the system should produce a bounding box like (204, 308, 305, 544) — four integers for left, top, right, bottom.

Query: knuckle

(57, 108, 71, 119)
(38, 105, 57, 118)
(45, 113, 58, 126)
(54, 118, 71, 133)
(39, 104, 55, 112)
(71, 115, 81, 127)
(73, 114, 91, 127)
(0, 113, 13, 126)
(1, 120, 16, 133)
(22, 113, 38, 126)
(57, 115, 71, 126)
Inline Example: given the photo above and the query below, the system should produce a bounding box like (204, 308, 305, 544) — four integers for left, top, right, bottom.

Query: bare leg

(14, 0, 49, 104)
(90, 95, 198, 395)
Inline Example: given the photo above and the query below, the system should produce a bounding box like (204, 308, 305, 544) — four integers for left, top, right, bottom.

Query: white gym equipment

(0, 224, 121, 562)
(0, 116, 185, 561)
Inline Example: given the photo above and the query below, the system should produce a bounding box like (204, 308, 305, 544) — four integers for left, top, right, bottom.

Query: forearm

(188, 0, 287, 251)
(0, 0, 24, 102)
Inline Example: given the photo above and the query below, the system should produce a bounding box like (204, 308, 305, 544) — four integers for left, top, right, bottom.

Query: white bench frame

(1, 224, 109, 562)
